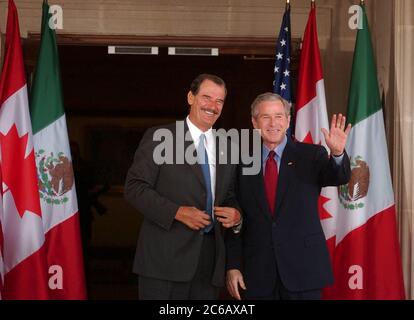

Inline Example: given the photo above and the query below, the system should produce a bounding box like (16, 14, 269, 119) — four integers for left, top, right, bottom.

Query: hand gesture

(214, 207, 241, 228)
(321, 114, 352, 156)
(226, 269, 246, 300)
(175, 206, 212, 230)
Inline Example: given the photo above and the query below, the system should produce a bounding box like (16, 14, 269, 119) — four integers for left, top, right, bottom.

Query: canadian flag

(0, 0, 49, 299)
(0, 183, 4, 298)
(294, 4, 339, 245)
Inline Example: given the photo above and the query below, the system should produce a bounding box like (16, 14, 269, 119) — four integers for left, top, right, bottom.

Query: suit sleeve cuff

(332, 153, 344, 165)
(232, 217, 243, 234)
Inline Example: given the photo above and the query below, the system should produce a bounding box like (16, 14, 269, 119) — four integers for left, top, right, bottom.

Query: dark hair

(190, 74, 227, 95)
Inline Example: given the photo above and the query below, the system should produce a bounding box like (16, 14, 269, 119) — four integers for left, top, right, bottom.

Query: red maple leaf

(318, 195, 332, 220)
(303, 131, 325, 146)
(0, 124, 41, 218)
(303, 132, 330, 220)
(303, 131, 314, 144)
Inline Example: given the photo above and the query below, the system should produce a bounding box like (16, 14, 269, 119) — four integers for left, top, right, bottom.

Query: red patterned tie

(264, 151, 278, 216)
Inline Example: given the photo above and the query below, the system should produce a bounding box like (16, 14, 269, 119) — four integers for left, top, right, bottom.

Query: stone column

(393, 0, 414, 300)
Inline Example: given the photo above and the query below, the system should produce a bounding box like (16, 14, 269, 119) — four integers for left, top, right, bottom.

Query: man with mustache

(125, 74, 242, 299)
(226, 93, 351, 300)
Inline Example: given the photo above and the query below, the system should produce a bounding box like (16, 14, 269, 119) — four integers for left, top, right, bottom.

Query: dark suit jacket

(125, 121, 239, 287)
(226, 138, 351, 297)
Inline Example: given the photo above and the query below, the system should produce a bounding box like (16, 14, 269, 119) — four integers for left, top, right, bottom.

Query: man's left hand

(214, 207, 241, 228)
(322, 114, 352, 156)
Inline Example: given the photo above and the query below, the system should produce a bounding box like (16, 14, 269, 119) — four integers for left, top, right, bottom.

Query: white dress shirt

(186, 116, 216, 207)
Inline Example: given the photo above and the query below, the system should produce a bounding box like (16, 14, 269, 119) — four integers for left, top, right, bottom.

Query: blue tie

(198, 134, 213, 233)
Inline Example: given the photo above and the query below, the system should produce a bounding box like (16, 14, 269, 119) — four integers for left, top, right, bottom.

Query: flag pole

(311, 0, 315, 9)
(286, 0, 290, 10)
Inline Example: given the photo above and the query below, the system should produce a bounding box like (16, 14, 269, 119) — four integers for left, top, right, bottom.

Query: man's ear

(187, 91, 194, 106)
(252, 117, 258, 129)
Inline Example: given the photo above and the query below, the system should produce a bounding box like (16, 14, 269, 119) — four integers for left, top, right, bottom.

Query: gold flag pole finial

(360, 0, 365, 5)
(286, 0, 290, 10)
(311, 0, 315, 9)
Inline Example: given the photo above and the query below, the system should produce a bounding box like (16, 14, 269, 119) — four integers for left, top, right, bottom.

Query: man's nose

(209, 100, 219, 109)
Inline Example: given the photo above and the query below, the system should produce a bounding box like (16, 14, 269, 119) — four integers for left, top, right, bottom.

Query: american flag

(273, 5, 292, 103)
(273, 5, 294, 135)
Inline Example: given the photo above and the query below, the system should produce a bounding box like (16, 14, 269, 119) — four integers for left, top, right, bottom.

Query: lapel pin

(288, 162, 294, 166)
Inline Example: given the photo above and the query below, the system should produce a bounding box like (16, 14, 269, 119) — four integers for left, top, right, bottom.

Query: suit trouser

(138, 233, 220, 300)
(244, 258, 321, 300)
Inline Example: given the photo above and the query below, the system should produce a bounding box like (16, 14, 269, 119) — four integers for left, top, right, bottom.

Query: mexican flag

(294, 4, 340, 242)
(30, 1, 86, 299)
(323, 4, 405, 299)
(0, 0, 49, 299)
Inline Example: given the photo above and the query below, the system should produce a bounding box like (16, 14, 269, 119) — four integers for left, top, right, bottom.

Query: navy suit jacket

(226, 138, 351, 297)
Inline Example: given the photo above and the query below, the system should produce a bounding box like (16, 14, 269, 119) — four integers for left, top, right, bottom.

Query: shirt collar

(186, 116, 213, 144)
(262, 135, 288, 161)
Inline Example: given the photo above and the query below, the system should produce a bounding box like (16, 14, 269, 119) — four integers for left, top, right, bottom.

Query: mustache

(201, 107, 219, 115)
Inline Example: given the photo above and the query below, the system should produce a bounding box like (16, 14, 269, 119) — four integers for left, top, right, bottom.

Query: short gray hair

(251, 92, 291, 118)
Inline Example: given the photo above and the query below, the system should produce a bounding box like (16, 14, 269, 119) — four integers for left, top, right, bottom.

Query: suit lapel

(248, 146, 272, 221)
(252, 169, 272, 221)
(214, 133, 226, 204)
(275, 139, 297, 218)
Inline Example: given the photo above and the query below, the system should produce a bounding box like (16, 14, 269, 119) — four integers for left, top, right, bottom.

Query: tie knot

(268, 150, 276, 160)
